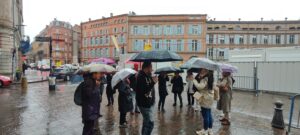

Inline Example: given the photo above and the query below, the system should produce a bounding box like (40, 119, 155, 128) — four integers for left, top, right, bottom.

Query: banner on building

(111, 36, 120, 52)
(144, 40, 152, 51)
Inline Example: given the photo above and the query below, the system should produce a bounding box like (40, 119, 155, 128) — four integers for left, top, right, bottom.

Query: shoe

(221, 119, 231, 125)
(135, 111, 140, 113)
(219, 117, 226, 122)
(173, 103, 176, 106)
(158, 106, 161, 111)
(99, 114, 103, 117)
(208, 129, 213, 135)
(119, 123, 128, 128)
(196, 129, 206, 135)
(162, 109, 165, 112)
(106, 104, 110, 106)
(130, 112, 135, 115)
(180, 104, 183, 108)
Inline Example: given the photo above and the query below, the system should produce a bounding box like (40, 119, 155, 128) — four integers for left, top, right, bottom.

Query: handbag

(193, 91, 202, 101)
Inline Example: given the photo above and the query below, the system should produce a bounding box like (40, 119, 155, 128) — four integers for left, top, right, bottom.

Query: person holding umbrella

(171, 72, 184, 108)
(193, 68, 215, 135)
(81, 69, 103, 135)
(158, 72, 169, 112)
(136, 61, 158, 135)
(117, 78, 133, 128)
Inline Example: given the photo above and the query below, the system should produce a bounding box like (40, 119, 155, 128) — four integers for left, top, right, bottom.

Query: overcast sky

(24, 0, 300, 40)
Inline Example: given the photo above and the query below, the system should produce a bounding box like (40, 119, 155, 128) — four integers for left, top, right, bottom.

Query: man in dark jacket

(158, 72, 169, 112)
(129, 73, 140, 114)
(136, 61, 158, 135)
(171, 72, 184, 107)
(82, 72, 102, 135)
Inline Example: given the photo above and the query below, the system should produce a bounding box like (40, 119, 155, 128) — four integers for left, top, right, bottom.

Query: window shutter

(213, 34, 217, 44)
(188, 39, 192, 51)
(287, 35, 290, 44)
(224, 48, 229, 60)
(188, 25, 192, 35)
(159, 40, 163, 50)
(151, 40, 155, 50)
(281, 35, 285, 45)
(243, 35, 247, 44)
(197, 40, 201, 51)
(181, 40, 184, 51)
(131, 26, 134, 35)
(295, 34, 299, 44)
(198, 25, 202, 35)
(225, 35, 229, 44)
(206, 35, 209, 44)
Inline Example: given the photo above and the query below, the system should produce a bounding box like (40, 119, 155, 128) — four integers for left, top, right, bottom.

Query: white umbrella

(86, 64, 116, 73)
(111, 68, 137, 88)
(189, 58, 220, 71)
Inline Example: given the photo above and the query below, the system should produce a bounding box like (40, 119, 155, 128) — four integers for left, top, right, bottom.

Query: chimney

(261, 18, 263, 21)
(54, 18, 57, 21)
(102, 16, 105, 19)
(89, 18, 91, 21)
(285, 17, 288, 21)
(110, 13, 113, 17)
(238, 18, 241, 21)
(213, 18, 216, 21)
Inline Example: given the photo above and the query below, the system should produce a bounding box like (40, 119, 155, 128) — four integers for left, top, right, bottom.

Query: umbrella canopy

(130, 50, 183, 62)
(89, 58, 115, 65)
(83, 64, 116, 73)
(154, 66, 183, 74)
(111, 68, 137, 88)
(188, 58, 220, 72)
(218, 63, 238, 73)
(180, 57, 198, 69)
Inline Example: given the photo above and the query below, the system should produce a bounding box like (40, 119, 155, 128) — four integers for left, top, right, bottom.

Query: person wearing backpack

(217, 72, 233, 126)
(81, 72, 103, 135)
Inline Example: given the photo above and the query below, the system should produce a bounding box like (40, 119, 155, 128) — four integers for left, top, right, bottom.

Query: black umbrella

(154, 66, 183, 74)
(130, 50, 183, 62)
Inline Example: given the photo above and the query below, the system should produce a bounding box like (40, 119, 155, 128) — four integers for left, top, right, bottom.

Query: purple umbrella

(218, 63, 238, 73)
(89, 58, 115, 65)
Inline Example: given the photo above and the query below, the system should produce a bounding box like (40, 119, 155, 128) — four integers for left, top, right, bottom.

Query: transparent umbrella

(111, 68, 137, 88)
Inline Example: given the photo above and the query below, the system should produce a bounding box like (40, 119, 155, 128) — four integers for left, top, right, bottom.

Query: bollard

(271, 100, 285, 129)
(21, 76, 28, 90)
(48, 76, 56, 91)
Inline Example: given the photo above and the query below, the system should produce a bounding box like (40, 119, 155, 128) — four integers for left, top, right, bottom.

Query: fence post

(253, 61, 258, 96)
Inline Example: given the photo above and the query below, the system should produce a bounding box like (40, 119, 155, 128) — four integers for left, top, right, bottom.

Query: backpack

(74, 82, 84, 106)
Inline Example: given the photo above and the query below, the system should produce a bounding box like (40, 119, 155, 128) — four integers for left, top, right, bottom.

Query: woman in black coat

(171, 72, 184, 107)
(82, 73, 102, 135)
(118, 79, 133, 128)
(158, 72, 169, 112)
(106, 74, 115, 106)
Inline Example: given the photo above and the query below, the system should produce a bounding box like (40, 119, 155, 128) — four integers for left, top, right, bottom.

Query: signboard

(35, 37, 51, 42)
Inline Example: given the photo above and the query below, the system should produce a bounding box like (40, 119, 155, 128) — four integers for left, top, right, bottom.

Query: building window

(105, 36, 109, 44)
(252, 36, 257, 44)
(239, 36, 244, 44)
(192, 25, 198, 34)
(165, 25, 171, 35)
(177, 25, 182, 35)
(122, 27, 125, 32)
(133, 26, 138, 35)
(177, 40, 182, 51)
(263, 35, 268, 44)
(154, 25, 160, 35)
(166, 40, 171, 50)
(208, 48, 213, 57)
(276, 35, 281, 44)
(192, 40, 198, 51)
(209, 35, 213, 44)
(220, 36, 225, 44)
(114, 28, 117, 33)
(219, 51, 224, 59)
(144, 26, 149, 35)
(229, 37, 234, 44)
(290, 35, 295, 44)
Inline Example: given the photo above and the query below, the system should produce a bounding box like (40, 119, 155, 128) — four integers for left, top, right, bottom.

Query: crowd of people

(79, 61, 234, 135)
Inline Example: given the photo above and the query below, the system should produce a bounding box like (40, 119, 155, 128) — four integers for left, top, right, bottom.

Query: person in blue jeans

(136, 62, 158, 135)
(193, 68, 215, 135)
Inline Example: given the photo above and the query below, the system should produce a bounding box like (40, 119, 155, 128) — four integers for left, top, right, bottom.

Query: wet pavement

(0, 81, 300, 135)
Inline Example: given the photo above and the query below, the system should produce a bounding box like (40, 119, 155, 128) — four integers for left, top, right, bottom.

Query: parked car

(0, 75, 12, 87)
(52, 68, 75, 81)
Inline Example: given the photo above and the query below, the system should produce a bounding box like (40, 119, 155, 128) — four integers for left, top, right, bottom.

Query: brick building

(30, 19, 81, 66)
(80, 14, 128, 62)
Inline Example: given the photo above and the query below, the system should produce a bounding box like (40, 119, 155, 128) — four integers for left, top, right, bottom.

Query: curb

(12, 79, 48, 85)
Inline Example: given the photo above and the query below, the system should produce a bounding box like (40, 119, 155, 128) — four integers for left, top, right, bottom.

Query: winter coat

(171, 76, 184, 93)
(81, 78, 100, 121)
(106, 74, 115, 95)
(118, 81, 133, 113)
(193, 77, 214, 109)
(217, 76, 233, 113)
(129, 74, 137, 92)
(158, 74, 169, 97)
(136, 71, 156, 108)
